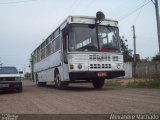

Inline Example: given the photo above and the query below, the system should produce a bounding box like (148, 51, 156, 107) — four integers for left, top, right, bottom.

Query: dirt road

(0, 80, 160, 114)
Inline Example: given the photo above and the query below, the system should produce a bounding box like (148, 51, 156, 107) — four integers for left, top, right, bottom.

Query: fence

(123, 62, 160, 79)
(135, 62, 160, 79)
(123, 62, 133, 78)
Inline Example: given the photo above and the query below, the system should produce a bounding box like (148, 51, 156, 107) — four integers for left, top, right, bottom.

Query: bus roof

(31, 16, 119, 54)
(60, 16, 118, 30)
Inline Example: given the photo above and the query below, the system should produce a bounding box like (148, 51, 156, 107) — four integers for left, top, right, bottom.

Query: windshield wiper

(77, 45, 98, 51)
(88, 24, 97, 29)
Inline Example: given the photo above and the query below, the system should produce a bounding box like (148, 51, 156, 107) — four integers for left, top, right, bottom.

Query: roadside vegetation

(106, 79, 160, 88)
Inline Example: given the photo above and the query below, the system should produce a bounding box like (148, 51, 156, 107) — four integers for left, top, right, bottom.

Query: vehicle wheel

(54, 71, 68, 89)
(92, 79, 105, 89)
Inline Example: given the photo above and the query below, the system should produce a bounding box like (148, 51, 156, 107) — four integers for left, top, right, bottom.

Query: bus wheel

(92, 79, 105, 89)
(54, 71, 68, 89)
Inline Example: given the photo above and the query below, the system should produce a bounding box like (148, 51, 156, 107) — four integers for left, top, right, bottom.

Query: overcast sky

(0, 0, 159, 72)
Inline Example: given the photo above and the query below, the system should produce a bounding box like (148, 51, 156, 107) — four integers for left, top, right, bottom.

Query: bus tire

(54, 71, 68, 89)
(92, 79, 105, 89)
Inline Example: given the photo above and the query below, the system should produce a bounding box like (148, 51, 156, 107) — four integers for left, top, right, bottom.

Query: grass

(106, 79, 160, 88)
(106, 80, 123, 87)
(127, 79, 160, 88)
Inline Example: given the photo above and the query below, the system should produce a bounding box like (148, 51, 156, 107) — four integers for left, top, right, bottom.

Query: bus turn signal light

(70, 64, 74, 70)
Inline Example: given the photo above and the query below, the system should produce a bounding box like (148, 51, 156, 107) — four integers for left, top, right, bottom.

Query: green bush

(106, 80, 122, 87)
(127, 80, 160, 88)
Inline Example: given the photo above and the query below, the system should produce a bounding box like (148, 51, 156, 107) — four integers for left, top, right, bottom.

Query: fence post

(155, 62, 159, 81)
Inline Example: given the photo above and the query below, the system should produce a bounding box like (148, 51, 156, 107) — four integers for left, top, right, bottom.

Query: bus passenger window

(55, 36, 60, 51)
(52, 41, 55, 53)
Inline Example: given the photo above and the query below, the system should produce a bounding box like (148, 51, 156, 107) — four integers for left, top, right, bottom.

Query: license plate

(97, 72, 107, 77)
(0, 84, 9, 88)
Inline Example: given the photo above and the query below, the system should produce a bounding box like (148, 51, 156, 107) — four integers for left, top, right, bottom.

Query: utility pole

(132, 25, 136, 78)
(153, 0, 160, 53)
(132, 25, 136, 62)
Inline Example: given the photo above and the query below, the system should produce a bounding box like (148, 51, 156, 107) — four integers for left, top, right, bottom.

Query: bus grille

(90, 64, 111, 69)
(89, 55, 111, 61)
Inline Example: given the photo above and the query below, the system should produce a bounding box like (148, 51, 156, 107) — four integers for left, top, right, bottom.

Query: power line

(119, 0, 151, 21)
(79, 0, 94, 12)
(50, 0, 81, 29)
(133, 0, 148, 24)
(68, 0, 82, 14)
(151, 0, 155, 4)
(37, 0, 80, 39)
(0, 0, 38, 4)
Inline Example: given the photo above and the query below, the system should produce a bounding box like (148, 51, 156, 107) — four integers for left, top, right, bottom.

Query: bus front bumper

(69, 71, 125, 80)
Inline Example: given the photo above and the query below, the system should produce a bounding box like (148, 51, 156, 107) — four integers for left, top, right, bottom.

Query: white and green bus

(30, 12, 125, 89)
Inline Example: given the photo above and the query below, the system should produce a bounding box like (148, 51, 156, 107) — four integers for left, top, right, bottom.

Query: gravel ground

(0, 80, 160, 114)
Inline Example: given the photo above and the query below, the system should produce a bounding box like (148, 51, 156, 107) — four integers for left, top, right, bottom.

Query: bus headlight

(116, 63, 122, 69)
(77, 64, 82, 69)
(69, 63, 87, 71)
(70, 64, 74, 69)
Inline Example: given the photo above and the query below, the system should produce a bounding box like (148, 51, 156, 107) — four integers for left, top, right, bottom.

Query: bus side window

(55, 36, 60, 51)
(52, 40, 55, 53)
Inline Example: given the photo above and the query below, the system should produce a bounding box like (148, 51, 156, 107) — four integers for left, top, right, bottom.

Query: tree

(141, 57, 151, 62)
(120, 37, 133, 62)
(152, 54, 160, 62)
(24, 72, 31, 79)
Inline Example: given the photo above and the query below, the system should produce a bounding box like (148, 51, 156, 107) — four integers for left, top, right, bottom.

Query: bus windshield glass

(68, 24, 120, 52)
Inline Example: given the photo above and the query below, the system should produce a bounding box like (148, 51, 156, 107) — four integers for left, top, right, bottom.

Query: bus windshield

(68, 24, 120, 52)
